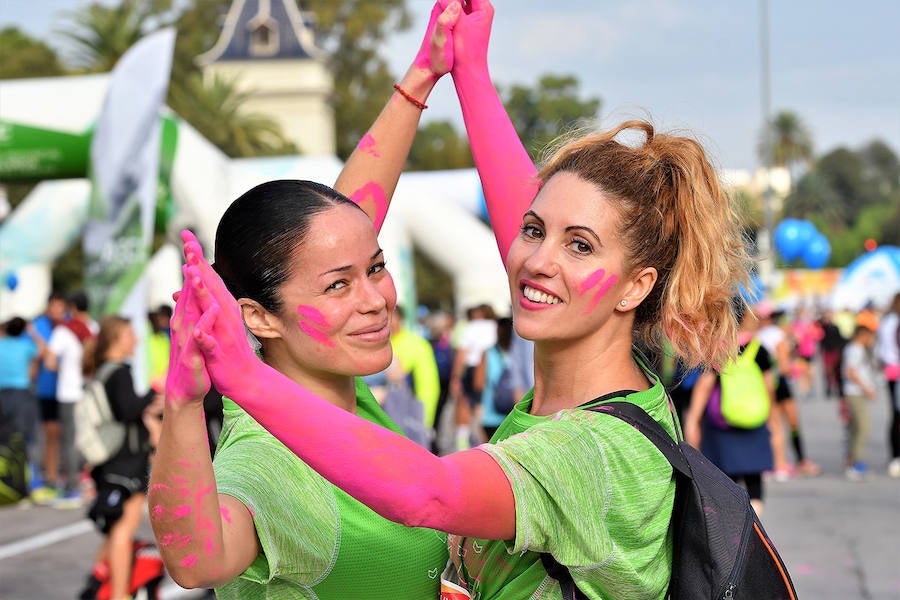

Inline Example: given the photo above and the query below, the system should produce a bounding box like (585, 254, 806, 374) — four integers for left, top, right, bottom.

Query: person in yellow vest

(390, 305, 441, 430)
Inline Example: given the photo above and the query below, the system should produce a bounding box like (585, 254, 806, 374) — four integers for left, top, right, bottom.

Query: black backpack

(541, 400, 798, 600)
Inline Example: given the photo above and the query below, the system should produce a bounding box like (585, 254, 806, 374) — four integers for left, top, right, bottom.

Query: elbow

(165, 562, 228, 591)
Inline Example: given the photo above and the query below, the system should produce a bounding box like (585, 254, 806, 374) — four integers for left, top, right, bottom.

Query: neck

(264, 347, 358, 413)
(530, 329, 649, 416)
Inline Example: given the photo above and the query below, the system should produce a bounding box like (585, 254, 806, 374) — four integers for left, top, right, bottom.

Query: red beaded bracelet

(393, 83, 428, 110)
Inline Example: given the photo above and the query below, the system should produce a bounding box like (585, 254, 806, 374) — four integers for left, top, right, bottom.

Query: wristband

(393, 83, 428, 110)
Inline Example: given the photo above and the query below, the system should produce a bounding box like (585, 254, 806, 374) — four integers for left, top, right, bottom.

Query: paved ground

(2, 375, 898, 599)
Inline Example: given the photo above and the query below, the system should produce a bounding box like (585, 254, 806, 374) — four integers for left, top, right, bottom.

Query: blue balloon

(4, 272, 17, 291)
(796, 220, 817, 245)
(774, 219, 804, 262)
(802, 233, 831, 269)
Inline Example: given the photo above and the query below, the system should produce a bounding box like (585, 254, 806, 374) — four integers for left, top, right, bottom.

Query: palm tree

(759, 110, 814, 184)
(59, 1, 173, 72)
(169, 73, 296, 157)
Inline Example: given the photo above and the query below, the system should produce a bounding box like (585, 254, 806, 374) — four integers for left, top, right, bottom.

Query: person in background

(449, 303, 497, 449)
(427, 311, 456, 454)
(30, 291, 67, 502)
(841, 324, 879, 480)
(685, 301, 775, 515)
(507, 324, 535, 404)
(875, 293, 900, 478)
(756, 301, 820, 480)
(80, 316, 163, 600)
(818, 309, 846, 399)
(475, 316, 514, 440)
(389, 305, 441, 432)
(0, 317, 47, 497)
(44, 290, 97, 508)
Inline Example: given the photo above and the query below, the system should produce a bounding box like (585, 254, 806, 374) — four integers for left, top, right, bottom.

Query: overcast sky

(3, 0, 899, 171)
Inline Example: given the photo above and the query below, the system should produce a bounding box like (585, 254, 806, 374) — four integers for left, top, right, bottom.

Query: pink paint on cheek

(350, 181, 388, 231)
(181, 554, 198, 568)
(150, 483, 168, 492)
(580, 269, 620, 314)
(297, 305, 329, 328)
(173, 504, 192, 518)
(358, 133, 380, 158)
(151, 504, 164, 519)
(299, 321, 336, 348)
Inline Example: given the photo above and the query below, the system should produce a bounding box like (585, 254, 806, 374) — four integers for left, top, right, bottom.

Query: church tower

(197, 0, 335, 155)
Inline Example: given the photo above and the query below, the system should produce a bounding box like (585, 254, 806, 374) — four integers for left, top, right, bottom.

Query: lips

(349, 320, 390, 342)
(521, 283, 562, 306)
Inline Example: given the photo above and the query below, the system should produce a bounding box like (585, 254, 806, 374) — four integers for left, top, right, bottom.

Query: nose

(357, 276, 388, 314)
(522, 239, 560, 278)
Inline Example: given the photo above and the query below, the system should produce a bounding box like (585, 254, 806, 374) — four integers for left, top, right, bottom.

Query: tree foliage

(0, 27, 66, 79)
(759, 110, 814, 171)
(407, 121, 474, 171)
(502, 74, 601, 161)
(783, 138, 900, 265)
(302, 0, 411, 160)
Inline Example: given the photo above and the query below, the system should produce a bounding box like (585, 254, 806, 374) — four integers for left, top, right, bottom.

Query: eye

(569, 238, 593, 255)
(368, 261, 386, 276)
(521, 223, 543, 239)
(325, 279, 348, 292)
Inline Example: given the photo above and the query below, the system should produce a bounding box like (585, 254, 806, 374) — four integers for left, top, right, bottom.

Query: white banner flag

(83, 28, 176, 392)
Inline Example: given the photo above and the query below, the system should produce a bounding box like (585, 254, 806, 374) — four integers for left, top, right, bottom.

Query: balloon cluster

(773, 219, 831, 269)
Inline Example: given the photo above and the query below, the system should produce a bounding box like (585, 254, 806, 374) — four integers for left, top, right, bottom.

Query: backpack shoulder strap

(92, 361, 122, 387)
(586, 401, 691, 478)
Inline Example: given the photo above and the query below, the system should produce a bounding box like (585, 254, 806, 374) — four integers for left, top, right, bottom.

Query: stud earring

(620, 300, 627, 307)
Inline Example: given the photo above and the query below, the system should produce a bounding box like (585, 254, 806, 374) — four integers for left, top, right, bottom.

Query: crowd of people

(2, 1, 899, 598)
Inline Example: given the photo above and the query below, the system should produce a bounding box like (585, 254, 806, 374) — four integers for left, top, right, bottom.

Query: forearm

(220, 360, 512, 538)
(148, 402, 243, 588)
(335, 66, 439, 232)
(452, 65, 538, 263)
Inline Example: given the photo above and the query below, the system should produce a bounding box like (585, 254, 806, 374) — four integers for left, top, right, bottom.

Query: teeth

(523, 286, 561, 305)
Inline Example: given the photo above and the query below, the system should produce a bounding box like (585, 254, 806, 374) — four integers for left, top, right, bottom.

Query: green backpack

(718, 339, 770, 429)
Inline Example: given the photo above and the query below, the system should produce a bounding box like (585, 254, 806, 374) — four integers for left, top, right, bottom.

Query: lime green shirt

(446, 365, 677, 599)
(213, 378, 448, 599)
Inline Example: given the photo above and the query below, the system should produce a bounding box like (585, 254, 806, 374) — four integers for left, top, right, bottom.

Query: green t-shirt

(213, 378, 448, 599)
(445, 364, 677, 600)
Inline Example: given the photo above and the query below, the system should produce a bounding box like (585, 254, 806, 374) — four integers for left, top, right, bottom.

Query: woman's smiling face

(506, 171, 633, 344)
(271, 203, 397, 378)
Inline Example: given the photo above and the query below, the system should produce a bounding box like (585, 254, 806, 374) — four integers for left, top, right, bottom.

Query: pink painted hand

(449, 0, 538, 265)
(413, 1, 461, 78)
(165, 266, 211, 407)
(448, 0, 493, 74)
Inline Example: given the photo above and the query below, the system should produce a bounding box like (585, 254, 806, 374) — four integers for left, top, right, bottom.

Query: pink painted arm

(180, 231, 516, 540)
(451, 0, 539, 265)
(334, 1, 460, 231)
(148, 259, 259, 588)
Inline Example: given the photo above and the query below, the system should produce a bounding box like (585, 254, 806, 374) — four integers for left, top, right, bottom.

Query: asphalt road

(2, 375, 898, 599)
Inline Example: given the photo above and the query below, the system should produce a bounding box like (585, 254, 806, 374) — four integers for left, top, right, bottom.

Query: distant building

(197, 0, 335, 155)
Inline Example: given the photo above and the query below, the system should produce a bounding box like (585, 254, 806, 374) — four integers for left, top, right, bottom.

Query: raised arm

(179, 231, 515, 541)
(148, 274, 259, 589)
(450, 0, 539, 264)
(335, 1, 460, 231)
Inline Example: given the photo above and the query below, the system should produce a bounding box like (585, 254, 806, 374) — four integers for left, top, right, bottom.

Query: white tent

(830, 246, 900, 311)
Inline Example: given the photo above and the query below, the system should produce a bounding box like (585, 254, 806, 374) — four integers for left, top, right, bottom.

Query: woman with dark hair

(149, 5, 461, 595)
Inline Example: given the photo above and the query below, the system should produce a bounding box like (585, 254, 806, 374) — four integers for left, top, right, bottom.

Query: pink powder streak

(173, 504, 192, 518)
(357, 134, 380, 157)
(159, 533, 193, 548)
(220, 506, 232, 523)
(350, 181, 388, 231)
(297, 305, 329, 329)
(181, 554, 198, 568)
(299, 321, 335, 347)
(581, 270, 619, 314)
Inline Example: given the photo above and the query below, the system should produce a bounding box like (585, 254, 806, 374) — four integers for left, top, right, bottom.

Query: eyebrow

(524, 210, 603, 247)
(319, 248, 384, 277)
